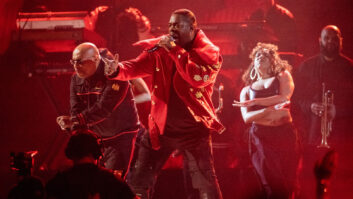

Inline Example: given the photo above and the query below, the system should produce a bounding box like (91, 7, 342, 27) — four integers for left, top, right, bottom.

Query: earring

(250, 67, 257, 80)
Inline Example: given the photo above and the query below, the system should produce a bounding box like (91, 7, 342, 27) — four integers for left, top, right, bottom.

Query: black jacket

(293, 54, 353, 143)
(70, 61, 140, 137)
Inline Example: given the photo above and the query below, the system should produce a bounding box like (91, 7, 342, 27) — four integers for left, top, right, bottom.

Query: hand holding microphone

(156, 35, 176, 52)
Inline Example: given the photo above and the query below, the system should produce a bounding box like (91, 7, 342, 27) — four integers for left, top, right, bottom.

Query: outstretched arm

(233, 70, 294, 107)
(104, 52, 155, 80)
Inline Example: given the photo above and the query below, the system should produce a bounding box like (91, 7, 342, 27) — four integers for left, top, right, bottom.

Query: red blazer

(112, 30, 225, 149)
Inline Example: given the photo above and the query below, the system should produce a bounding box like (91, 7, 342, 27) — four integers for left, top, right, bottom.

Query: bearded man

(293, 25, 353, 199)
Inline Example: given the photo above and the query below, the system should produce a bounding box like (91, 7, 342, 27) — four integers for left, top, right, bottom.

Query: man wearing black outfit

(56, 42, 142, 174)
(45, 130, 135, 199)
(293, 25, 353, 199)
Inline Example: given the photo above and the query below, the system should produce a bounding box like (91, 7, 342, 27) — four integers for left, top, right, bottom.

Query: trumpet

(318, 83, 334, 148)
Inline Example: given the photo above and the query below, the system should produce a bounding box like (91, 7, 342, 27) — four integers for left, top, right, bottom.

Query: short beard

(320, 43, 340, 58)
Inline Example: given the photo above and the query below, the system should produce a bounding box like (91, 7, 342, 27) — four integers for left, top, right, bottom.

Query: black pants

(101, 131, 138, 175)
(249, 123, 299, 199)
(126, 129, 223, 199)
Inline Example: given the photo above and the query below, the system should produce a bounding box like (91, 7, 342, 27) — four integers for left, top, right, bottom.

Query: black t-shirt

(248, 77, 280, 111)
(164, 67, 206, 137)
(46, 163, 135, 199)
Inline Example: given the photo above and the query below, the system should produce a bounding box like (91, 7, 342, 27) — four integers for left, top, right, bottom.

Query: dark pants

(249, 123, 299, 199)
(126, 129, 223, 199)
(101, 131, 137, 175)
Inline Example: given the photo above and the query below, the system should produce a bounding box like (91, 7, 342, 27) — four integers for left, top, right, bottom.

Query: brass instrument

(318, 83, 334, 148)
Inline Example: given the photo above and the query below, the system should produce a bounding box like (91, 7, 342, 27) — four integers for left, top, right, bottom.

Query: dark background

(1, 0, 352, 198)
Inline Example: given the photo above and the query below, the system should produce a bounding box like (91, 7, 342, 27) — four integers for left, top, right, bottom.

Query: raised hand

(102, 53, 120, 76)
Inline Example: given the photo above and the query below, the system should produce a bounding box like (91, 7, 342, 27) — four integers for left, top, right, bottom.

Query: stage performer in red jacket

(104, 8, 225, 199)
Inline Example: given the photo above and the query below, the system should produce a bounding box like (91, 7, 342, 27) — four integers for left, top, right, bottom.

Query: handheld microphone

(147, 45, 160, 53)
(147, 36, 175, 53)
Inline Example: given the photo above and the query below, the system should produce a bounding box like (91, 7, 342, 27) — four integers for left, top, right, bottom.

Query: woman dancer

(233, 42, 298, 198)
